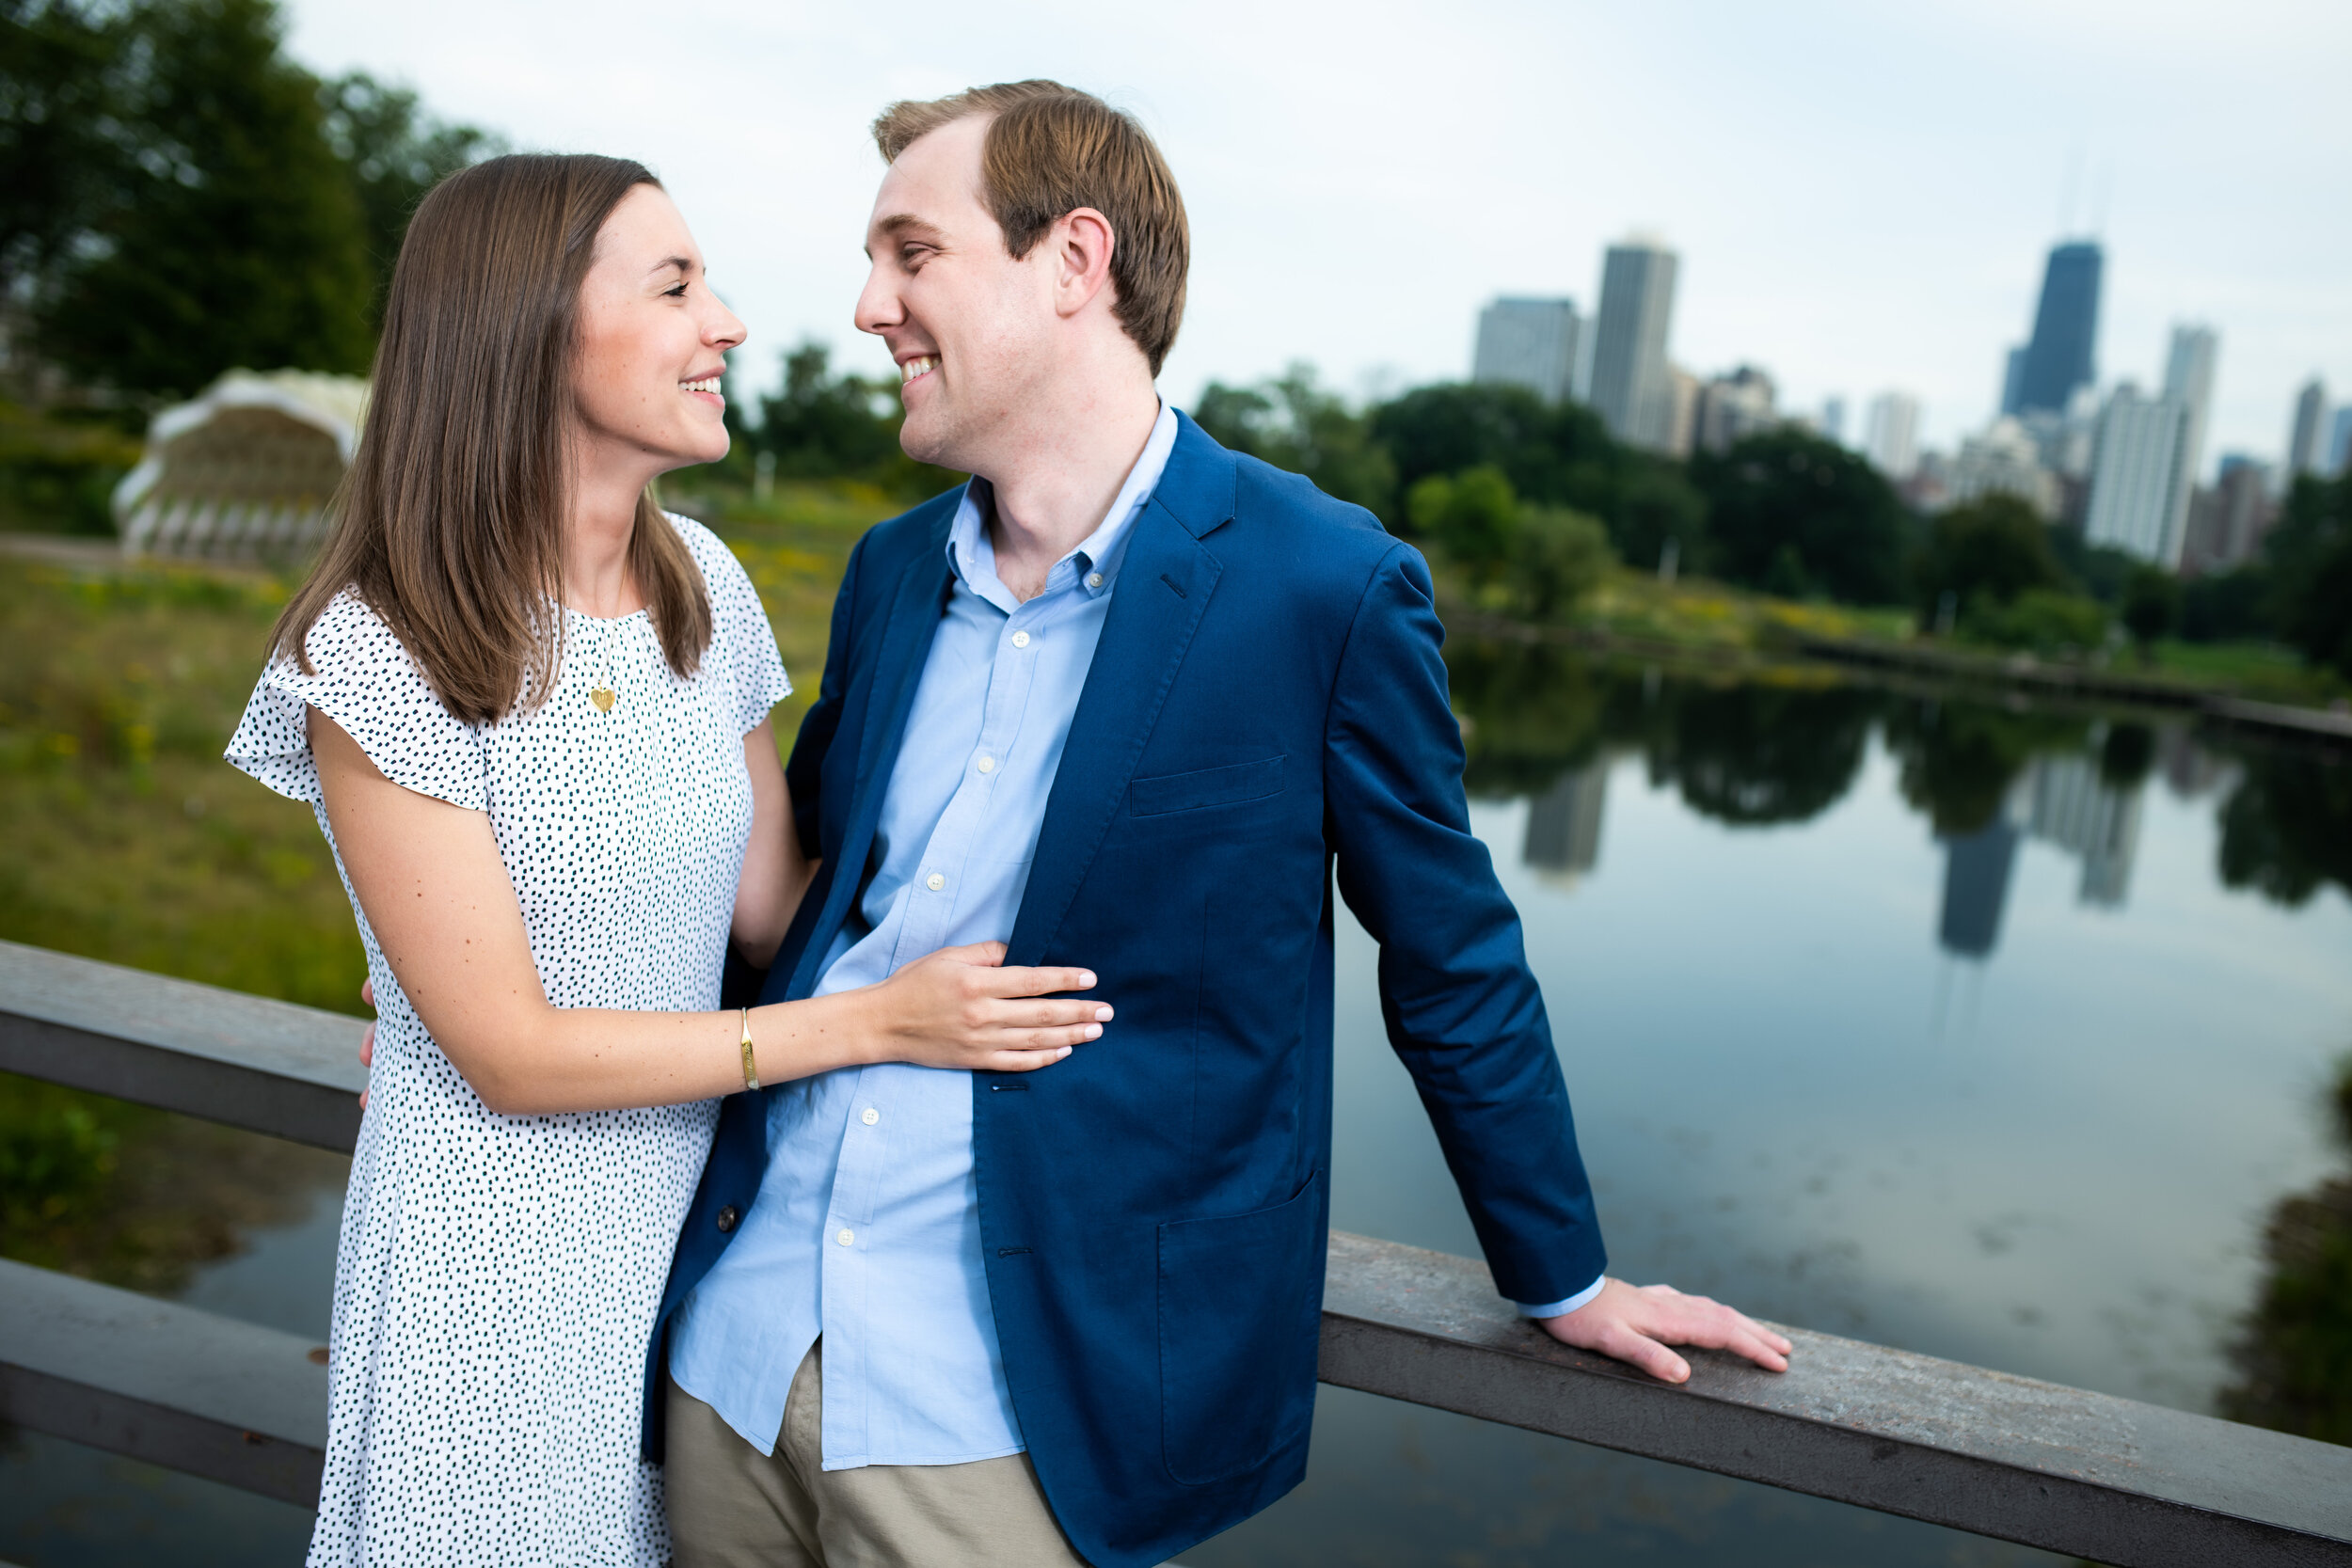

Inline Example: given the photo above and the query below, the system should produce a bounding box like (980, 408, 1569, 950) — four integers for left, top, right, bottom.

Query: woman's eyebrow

(644, 255, 695, 280)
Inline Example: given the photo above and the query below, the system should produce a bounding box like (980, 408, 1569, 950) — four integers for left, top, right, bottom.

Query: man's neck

(978, 378, 1161, 603)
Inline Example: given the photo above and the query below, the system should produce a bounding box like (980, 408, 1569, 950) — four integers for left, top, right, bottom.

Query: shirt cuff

(1516, 1275, 1607, 1320)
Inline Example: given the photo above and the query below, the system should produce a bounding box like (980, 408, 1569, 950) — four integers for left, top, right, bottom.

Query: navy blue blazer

(648, 414, 1605, 1567)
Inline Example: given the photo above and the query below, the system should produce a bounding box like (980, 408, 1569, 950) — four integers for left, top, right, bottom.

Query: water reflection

(1449, 637, 2352, 945)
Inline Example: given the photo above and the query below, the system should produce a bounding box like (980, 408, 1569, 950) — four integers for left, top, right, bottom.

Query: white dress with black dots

(227, 515, 789, 1567)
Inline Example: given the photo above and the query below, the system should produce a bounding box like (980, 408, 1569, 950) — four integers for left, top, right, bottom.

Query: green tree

(1689, 427, 1907, 605)
(2120, 563, 2182, 659)
(1913, 495, 2069, 621)
(1191, 364, 1394, 515)
(1507, 505, 1613, 623)
(2265, 471, 2352, 679)
(1405, 466, 1518, 584)
(1368, 380, 1706, 570)
(0, 0, 119, 313)
(34, 0, 376, 399)
(318, 71, 501, 322)
(2217, 750, 2352, 908)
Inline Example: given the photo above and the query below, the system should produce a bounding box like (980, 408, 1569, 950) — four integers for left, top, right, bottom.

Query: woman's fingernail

(1079, 972, 1097, 989)
(1084, 1023, 1103, 1039)
(1094, 1006, 1114, 1022)
(1057, 1046, 1073, 1059)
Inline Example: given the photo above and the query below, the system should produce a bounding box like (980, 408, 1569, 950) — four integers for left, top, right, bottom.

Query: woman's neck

(563, 434, 652, 619)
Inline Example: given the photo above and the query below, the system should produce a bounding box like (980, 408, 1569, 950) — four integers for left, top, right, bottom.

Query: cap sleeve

(671, 513, 791, 735)
(225, 590, 488, 811)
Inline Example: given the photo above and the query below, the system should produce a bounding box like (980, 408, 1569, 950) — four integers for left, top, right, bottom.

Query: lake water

(8, 654, 2350, 1566)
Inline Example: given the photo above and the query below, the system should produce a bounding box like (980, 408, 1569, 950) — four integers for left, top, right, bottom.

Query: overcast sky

(285, 0, 2349, 471)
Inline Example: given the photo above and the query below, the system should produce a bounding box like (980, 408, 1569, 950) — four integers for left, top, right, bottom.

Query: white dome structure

(114, 369, 369, 560)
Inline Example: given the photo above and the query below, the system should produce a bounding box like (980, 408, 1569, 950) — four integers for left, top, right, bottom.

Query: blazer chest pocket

(1129, 755, 1285, 816)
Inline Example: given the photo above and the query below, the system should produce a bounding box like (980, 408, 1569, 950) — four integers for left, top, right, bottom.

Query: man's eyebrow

(873, 214, 946, 244)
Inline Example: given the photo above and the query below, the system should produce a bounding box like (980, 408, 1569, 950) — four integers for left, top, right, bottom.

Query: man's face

(855, 116, 1055, 470)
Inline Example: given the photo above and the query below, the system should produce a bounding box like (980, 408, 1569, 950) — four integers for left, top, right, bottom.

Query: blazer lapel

(787, 503, 958, 998)
(1007, 420, 1236, 965)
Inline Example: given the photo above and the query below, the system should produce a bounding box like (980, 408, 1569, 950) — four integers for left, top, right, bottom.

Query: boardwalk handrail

(4, 939, 2350, 1565)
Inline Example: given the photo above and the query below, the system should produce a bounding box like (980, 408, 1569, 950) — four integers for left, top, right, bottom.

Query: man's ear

(1052, 207, 1118, 322)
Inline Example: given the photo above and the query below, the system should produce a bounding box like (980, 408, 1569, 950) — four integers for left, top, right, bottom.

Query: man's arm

(1325, 544, 1788, 1382)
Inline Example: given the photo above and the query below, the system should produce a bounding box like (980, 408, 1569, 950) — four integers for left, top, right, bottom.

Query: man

(650, 81, 1790, 1568)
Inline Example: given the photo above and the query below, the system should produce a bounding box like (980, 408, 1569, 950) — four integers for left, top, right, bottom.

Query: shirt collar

(947, 400, 1181, 609)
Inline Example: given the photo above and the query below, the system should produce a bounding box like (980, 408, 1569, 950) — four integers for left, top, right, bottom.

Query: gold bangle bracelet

(739, 1006, 761, 1093)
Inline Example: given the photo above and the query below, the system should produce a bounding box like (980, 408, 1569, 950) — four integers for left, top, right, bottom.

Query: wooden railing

(4, 940, 2349, 1564)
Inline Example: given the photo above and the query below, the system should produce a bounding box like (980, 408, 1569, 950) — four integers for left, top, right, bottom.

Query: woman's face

(571, 184, 746, 473)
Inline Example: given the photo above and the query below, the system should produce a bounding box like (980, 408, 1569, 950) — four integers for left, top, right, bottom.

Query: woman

(227, 154, 1104, 1565)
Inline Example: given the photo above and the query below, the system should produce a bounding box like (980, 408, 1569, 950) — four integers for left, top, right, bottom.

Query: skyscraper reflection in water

(1935, 748, 2148, 963)
(1522, 757, 1611, 887)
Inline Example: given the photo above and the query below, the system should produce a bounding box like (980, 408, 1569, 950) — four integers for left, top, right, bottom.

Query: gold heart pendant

(590, 687, 617, 713)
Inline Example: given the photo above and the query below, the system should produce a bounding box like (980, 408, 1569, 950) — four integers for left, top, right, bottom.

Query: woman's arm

(310, 706, 1103, 1116)
(731, 717, 814, 968)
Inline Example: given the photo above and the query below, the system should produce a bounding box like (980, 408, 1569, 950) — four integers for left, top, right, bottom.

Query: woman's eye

(665, 283, 689, 298)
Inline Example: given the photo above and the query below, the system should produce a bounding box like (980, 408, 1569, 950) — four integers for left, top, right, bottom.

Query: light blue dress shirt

(669, 403, 1183, 1467)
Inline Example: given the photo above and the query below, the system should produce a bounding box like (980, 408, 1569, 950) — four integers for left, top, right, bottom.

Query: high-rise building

(2158, 324, 2219, 562)
(1588, 238, 1680, 451)
(1863, 391, 1921, 481)
(1471, 297, 1581, 404)
(2010, 241, 2105, 418)
(1692, 365, 1777, 455)
(1820, 397, 1848, 445)
(2085, 383, 2190, 565)
(1950, 418, 2060, 517)
(2286, 378, 2328, 481)
(2328, 407, 2352, 476)
(2183, 456, 2277, 575)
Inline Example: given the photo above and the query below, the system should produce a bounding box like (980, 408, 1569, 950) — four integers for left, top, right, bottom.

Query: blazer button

(715, 1205, 739, 1233)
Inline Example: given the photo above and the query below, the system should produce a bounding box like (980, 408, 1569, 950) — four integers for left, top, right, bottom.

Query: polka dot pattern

(227, 515, 790, 1567)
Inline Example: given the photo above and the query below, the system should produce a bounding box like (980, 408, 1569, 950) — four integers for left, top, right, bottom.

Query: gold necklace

(589, 618, 618, 713)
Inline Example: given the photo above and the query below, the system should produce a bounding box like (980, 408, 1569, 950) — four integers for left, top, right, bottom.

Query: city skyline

(282, 0, 2349, 465)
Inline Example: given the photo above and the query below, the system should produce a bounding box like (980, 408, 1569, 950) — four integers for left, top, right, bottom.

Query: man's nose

(853, 266, 899, 337)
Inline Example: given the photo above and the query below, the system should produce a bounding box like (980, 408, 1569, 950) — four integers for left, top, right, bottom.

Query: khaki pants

(665, 1342, 1090, 1568)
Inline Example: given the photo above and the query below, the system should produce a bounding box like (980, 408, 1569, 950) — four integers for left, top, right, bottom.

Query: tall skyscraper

(2159, 324, 2219, 562)
(1820, 397, 1848, 445)
(2011, 241, 2105, 418)
(1588, 238, 1680, 451)
(1863, 391, 1921, 481)
(1939, 818, 2022, 960)
(2085, 383, 2190, 565)
(1472, 297, 1581, 404)
(2286, 378, 2328, 480)
(2329, 407, 2352, 476)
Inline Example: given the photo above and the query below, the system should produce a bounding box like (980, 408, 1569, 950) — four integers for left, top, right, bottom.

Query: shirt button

(836, 1227, 855, 1247)
(1010, 630, 1031, 648)
(861, 1107, 880, 1126)
(715, 1205, 739, 1233)
(1088, 572, 1104, 589)
(927, 873, 946, 892)
(976, 755, 994, 774)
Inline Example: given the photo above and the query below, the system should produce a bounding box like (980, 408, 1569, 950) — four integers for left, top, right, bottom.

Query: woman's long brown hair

(274, 153, 712, 725)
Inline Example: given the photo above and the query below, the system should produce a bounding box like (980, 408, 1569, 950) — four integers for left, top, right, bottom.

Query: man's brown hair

(873, 81, 1188, 376)
(273, 153, 712, 725)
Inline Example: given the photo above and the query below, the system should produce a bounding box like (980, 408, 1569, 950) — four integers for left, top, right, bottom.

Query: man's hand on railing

(358, 978, 374, 1111)
(1536, 1279, 1791, 1383)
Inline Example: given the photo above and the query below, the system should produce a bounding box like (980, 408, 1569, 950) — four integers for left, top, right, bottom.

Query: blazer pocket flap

(1130, 755, 1285, 816)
